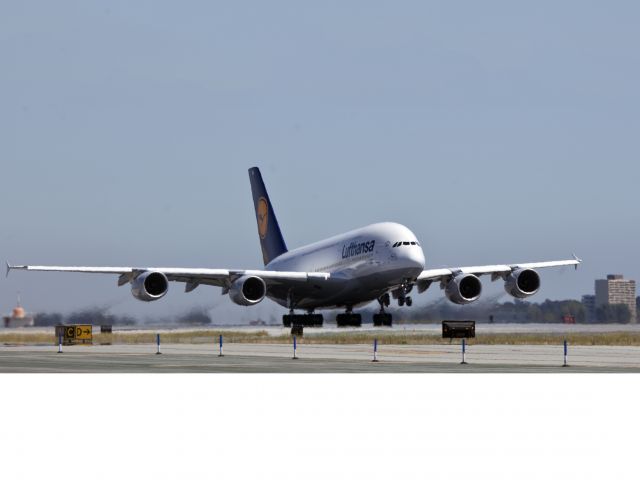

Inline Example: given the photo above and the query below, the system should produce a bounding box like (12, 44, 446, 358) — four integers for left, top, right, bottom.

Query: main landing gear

(283, 311, 324, 328)
(283, 293, 324, 330)
(336, 306, 362, 327)
(373, 294, 393, 327)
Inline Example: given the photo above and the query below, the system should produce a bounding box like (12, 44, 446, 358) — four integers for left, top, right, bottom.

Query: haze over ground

(1, 2, 638, 320)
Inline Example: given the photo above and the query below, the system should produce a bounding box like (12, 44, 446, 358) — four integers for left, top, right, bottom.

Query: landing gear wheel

(398, 297, 405, 307)
(310, 314, 324, 327)
(284, 314, 324, 328)
(336, 313, 362, 327)
(373, 313, 393, 327)
(405, 296, 413, 307)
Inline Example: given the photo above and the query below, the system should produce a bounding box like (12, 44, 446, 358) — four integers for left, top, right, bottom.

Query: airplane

(7, 167, 581, 328)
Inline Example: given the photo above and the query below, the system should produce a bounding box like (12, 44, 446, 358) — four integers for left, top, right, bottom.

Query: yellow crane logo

(257, 197, 269, 239)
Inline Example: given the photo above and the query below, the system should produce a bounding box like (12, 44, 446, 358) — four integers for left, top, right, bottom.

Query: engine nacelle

(505, 268, 540, 298)
(131, 271, 169, 302)
(445, 273, 482, 305)
(229, 275, 267, 306)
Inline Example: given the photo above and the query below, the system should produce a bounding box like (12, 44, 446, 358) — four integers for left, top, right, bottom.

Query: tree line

(34, 307, 211, 327)
(399, 298, 637, 324)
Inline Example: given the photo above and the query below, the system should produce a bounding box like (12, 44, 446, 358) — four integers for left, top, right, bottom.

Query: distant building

(595, 275, 637, 324)
(581, 295, 596, 322)
(3, 298, 35, 328)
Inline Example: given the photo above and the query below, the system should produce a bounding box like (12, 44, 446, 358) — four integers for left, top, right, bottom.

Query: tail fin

(248, 167, 288, 265)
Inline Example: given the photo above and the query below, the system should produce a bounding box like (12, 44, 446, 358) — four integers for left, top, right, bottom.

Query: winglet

(5, 261, 12, 278)
(572, 253, 582, 270)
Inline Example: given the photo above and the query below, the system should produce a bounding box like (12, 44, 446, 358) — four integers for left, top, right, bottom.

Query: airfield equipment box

(442, 321, 475, 339)
(291, 325, 304, 337)
(55, 324, 93, 345)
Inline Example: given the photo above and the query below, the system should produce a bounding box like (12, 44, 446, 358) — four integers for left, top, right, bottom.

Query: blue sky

(1, 1, 638, 318)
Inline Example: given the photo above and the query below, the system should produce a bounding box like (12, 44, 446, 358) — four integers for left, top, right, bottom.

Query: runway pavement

(1, 343, 640, 372)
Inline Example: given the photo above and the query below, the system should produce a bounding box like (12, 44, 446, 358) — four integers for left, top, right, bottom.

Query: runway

(2, 343, 640, 372)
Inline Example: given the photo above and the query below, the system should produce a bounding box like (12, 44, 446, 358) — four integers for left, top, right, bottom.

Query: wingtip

(572, 253, 582, 270)
(5, 262, 25, 277)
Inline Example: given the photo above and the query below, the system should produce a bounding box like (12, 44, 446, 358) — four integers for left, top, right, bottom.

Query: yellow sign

(75, 325, 92, 340)
(56, 324, 93, 345)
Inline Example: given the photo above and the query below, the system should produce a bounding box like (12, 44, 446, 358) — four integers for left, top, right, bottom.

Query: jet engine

(445, 273, 482, 305)
(505, 268, 540, 299)
(229, 275, 267, 306)
(131, 271, 169, 302)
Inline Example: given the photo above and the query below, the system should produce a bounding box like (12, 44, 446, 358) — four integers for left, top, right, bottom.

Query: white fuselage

(265, 222, 426, 310)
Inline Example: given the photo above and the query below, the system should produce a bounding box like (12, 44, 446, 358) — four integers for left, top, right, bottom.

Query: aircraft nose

(403, 246, 425, 271)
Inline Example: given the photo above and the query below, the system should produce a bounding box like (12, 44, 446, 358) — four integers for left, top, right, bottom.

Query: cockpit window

(394, 241, 420, 247)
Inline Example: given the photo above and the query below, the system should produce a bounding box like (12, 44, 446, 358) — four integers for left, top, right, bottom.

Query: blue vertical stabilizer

(248, 167, 288, 265)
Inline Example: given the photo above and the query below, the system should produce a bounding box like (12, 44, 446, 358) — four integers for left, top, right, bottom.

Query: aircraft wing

(6, 264, 330, 291)
(415, 256, 581, 289)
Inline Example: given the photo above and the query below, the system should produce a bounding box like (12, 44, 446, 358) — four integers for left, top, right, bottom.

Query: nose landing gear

(398, 294, 414, 307)
(394, 283, 413, 307)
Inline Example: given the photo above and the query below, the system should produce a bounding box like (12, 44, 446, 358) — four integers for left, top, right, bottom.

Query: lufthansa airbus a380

(8, 167, 581, 327)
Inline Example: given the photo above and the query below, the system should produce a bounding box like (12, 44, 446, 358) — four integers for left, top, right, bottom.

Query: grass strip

(3, 330, 640, 346)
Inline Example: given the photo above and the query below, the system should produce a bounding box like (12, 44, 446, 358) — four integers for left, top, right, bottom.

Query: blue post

(563, 339, 568, 367)
(156, 333, 162, 355)
(461, 338, 467, 365)
(372, 338, 379, 362)
(292, 335, 298, 360)
(218, 335, 224, 357)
